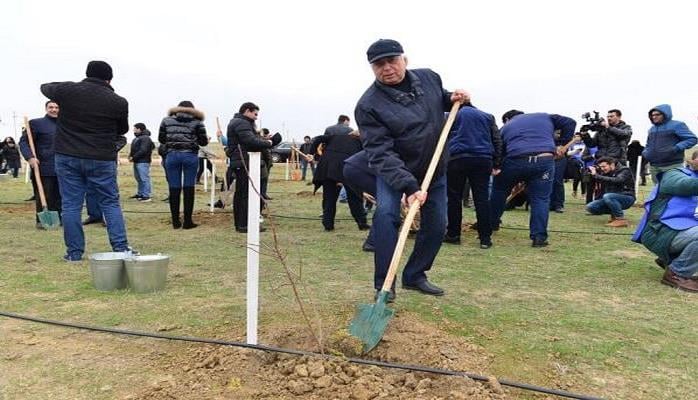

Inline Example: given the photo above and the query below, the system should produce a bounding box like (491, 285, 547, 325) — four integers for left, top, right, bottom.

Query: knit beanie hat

(86, 61, 113, 81)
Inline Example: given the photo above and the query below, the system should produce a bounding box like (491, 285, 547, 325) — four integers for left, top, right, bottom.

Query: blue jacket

(19, 115, 58, 176)
(355, 69, 451, 195)
(448, 105, 502, 168)
(642, 104, 697, 167)
(500, 113, 576, 158)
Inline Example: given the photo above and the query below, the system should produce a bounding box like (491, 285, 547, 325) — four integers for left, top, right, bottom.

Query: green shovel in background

(349, 101, 461, 353)
(24, 116, 61, 229)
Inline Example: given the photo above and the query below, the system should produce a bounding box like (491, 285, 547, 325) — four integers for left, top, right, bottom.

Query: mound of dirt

(296, 191, 316, 197)
(133, 314, 510, 400)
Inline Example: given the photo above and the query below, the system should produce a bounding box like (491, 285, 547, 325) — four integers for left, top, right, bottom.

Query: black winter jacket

(582, 121, 632, 163)
(593, 163, 635, 197)
(310, 132, 362, 186)
(1, 144, 20, 167)
(355, 69, 452, 196)
(40, 78, 129, 161)
(324, 123, 353, 136)
(129, 129, 155, 163)
(158, 107, 208, 154)
(226, 113, 273, 169)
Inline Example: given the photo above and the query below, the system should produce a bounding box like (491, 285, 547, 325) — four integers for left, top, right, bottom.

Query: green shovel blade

(38, 208, 61, 229)
(349, 291, 395, 353)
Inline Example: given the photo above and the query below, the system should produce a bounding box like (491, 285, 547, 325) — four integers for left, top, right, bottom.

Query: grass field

(0, 158, 696, 400)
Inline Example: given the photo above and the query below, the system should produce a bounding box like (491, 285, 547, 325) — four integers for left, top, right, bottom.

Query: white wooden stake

(210, 160, 216, 213)
(24, 160, 30, 183)
(246, 152, 261, 345)
(285, 159, 289, 181)
(203, 159, 209, 192)
(634, 156, 643, 195)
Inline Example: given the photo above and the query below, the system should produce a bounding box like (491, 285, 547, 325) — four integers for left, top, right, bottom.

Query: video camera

(580, 111, 604, 134)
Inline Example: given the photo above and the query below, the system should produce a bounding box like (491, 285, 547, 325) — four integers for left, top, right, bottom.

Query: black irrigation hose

(0, 311, 604, 400)
(0, 202, 631, 236)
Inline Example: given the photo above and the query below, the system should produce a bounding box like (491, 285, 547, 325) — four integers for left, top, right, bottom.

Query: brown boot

(606, 218, 629, 227)
(661, 269, 698, 292)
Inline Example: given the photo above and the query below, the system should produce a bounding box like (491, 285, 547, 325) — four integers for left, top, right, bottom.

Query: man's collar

(374, 70, 424, 105)
(82, 77, 114, 91)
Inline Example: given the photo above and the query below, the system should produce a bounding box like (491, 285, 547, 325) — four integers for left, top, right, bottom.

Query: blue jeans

(585, 193, 635, 218)
(85, 185, 102, 220)
(491, 157, 554, 241)
(133, 162, 151, 197)
(669, 226, 698, 278)
(550, 157, 567, 210)
(373, 174, 447, 289)
(165, 152, 198, 188)
(55, 154, 129, 259)
(300, 159, 315, 180)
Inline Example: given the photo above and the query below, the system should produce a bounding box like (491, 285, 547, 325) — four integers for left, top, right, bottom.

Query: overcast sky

(2, 0, 697, 144)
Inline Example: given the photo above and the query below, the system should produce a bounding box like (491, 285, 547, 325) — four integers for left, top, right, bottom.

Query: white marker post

(284, 159, 290, 181)
(209, 160, 216, 213)
(634, 156, 643, 195)
(246, 152, 261, 345)
(24, 160, 30, 183)
(203, 159, 209, 192)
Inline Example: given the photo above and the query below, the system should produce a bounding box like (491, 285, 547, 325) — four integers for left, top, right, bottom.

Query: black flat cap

(366, 39, 404, 63)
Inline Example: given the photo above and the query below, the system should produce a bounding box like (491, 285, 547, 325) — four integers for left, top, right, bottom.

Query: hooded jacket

(355, 69, 452, 196)
(129, 129, 154, 163)
(158, 107, 208, 154)
(20, 115, 58, 176)
(642, 104, 697, 167)
(40, 78, 129, 161)
(582, 120, 632, 162)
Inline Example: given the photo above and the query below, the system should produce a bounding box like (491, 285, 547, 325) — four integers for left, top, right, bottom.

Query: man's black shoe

(552, 207, 564, 213)
(358, 223, 371, 231)
(532, 239, 549, 248)
(374, 288, 396, 303)
(262, 194, 273, 200)
(362, 240, 375, 252)
(480, 242, 492, 249)
(83, 218, 103, 226)
(324, 227, 334, 232)
(25, 195, 35, 201)
(442, 234, 461, 244)
(129, 194, 141, 199)
(402, 280, 444, 296)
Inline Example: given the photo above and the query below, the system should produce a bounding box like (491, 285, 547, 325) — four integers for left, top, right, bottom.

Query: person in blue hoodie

(632, 150, 698, 292)
(19, 101, 62, 229)
(643, 104, 696, 184)
(490, 110, 576, 247)
(443, 102, 502, 249)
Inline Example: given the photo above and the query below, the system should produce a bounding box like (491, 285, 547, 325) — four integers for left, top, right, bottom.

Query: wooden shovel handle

(381, 102, 461, 292)
(23, 117, 48, 208)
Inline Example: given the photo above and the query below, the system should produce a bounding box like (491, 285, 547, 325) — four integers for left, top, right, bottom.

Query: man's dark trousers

(491, 156, 554, 241)
(373, 175, 447, 289)
(30, 173, 61, 223)
(322, 180, 366, 230)
(446, 157, 492, 244)
(550, 157, 566, 210)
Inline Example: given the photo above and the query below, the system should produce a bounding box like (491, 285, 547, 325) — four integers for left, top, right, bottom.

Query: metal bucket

(125, 254, 170, 293)
(89, 252, 128, 291)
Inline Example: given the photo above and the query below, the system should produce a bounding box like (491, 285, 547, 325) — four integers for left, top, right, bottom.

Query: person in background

(40, 60, 133, 261)
(299, 135, 315, 183)
(1, 137, 21, 178)
(585, 156, 635, 227)
(159, 100, 208, 229)
(19, 101, 61, 228)
(627, 140, 647, 186)
(128, 122, 154, 202)
(643, 104, 697, 184)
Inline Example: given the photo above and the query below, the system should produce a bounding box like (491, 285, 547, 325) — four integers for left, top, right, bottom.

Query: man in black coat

(128, 123, 155, 201)
(41, 60, 133, 261)
(19, 101, 62, 229)
(311, 129, 369, 231)
(226, 102, 281, 233)
(585, 156, 636, 227)
(324, 115, 353, 136)
(354, 39, 467, 300)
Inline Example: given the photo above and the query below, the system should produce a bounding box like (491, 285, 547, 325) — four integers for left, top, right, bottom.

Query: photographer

(585, 156, 635, 227)
(580, 109, 632, 164)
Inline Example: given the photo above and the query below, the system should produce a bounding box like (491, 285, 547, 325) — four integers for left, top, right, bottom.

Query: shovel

(349, 101, 461, 353)
(23, 117, 61, 229)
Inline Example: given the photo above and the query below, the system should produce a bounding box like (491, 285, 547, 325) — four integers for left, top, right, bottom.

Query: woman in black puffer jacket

(158, 101, 208, 229)
(1, 137, 21, 177)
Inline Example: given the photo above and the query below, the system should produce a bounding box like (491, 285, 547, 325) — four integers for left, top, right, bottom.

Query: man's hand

(28, 158, 40, 169)
(600, 119, 609, 128)
(216, 129, 223, 138)
(128, 156, 133, 162)
(305, 155, 313, 162)
(555, 146, 566, 158)
(589, 166, 597, 176)
(450, 89, 470, 104)
(491, 168, 501, 176)
(405, 190, 428, 207)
